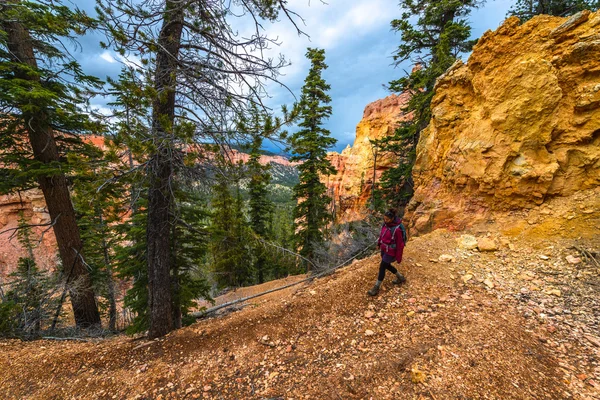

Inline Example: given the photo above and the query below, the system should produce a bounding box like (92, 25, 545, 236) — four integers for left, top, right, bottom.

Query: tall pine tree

(209, 163, 254, 288)
(97, 0, 304, 338)
(289, 48, 337, 264)
(375, 0, 482, 209)
(0, 0, 101, 327)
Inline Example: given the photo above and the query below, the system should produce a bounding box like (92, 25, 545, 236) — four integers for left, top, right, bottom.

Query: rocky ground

(0, 191, 598, 399)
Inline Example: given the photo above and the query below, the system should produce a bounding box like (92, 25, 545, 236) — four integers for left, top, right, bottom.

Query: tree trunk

(147, 2, 184, 338)
(3, 20, 101, 328)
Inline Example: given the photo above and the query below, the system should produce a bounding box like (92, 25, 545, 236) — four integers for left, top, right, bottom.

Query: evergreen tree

(239, 106, 276, 284)
(289, 48, 337, 264)
(509, 0, 599, 21)
(0, 0, 101, 327)
(376, 0, 482, 209)
(0, 211, 57, 338)
(104, 67, 212, 333)
(247, 134, 273, 283)
(97, 0, 304, 338)
(170, 186, 212, 328)
(209, 166, 254, 288)
(71, 142, 127, 332)
(114, 196, 149, 334)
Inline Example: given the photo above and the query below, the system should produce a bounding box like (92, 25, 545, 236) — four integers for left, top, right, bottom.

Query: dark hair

(384, 208, 397, 219)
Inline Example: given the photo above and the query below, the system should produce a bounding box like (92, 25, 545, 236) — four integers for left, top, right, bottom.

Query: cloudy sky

(75, 0, 515, 153)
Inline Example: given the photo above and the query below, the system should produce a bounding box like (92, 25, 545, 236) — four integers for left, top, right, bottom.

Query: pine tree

(509, 0, 599, 21)
(0, 211, 57, 338)
(97, 0, 304, 338)
(376, 0, 482, 209)
(0, 0, 101, 327)
(170, 186, 212, 328)
(209, 166, 254, 288)
(247, 134, 273, 283)
(289, 48, 337, 264)
(70, 142, 127, 332)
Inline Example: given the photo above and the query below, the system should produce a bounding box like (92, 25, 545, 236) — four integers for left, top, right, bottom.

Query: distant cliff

(325, 94, 412, 222)
(0, 138, 299, 275)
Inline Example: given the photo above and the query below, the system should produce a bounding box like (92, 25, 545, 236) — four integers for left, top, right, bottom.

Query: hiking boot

(367, 281, 382, 296)
(392, 272, 406, 285)
(367, 285, 379, 296)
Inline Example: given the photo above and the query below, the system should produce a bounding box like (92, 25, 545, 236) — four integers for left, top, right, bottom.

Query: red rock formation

(325, 94, 412, 222)
(0, 136, 297, 277)
(0, 190, 58, 277)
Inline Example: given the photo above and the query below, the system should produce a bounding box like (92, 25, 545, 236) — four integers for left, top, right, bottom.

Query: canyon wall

(0, 138, 298, 276)
(406, 11, 600, 235)
(326, 94, 411, 222)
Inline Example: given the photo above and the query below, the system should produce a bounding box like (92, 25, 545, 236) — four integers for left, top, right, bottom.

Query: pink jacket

(378, 218, 405, 263)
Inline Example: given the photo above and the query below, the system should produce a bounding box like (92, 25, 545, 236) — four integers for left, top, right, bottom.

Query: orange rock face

(405, 12, 600, 235)
(0, 190, 58, 276)
(325, 94, 412, 222)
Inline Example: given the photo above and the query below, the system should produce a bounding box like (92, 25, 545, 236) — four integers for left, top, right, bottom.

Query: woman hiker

(368, 208, 406, 296)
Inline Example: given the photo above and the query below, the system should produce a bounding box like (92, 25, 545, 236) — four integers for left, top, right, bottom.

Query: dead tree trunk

(146, 2, 184, 338)
(3, 20, 100, 328)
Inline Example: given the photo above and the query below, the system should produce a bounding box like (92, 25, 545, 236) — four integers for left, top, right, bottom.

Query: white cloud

(99, 51, 116, 63)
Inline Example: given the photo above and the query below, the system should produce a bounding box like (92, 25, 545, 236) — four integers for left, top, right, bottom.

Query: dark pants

(378, 260, 398, 281)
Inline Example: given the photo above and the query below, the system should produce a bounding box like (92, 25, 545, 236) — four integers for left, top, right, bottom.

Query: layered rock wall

(0, 190, 58, 276)
(326, 94, 412, 221)
(406, 11, 600, 234)
(0, 137, 299, 276)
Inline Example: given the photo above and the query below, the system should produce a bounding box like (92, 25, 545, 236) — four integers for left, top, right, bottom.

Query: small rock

(309, 290, 316, 295)
(406, 311, 416, 318)
(410, 365, 426, 384)
(545, 289, 562, 297)
(462, 274, 474, 283)
(457, 235, 478, 250)
(385, 333, 393, 339)
(483, 279, 495, 289)
(539, 255, 550, 260)
(566, 255, 581, 264)
(585, 335, 600, 347)
(365, 311, 375, 318)
(407, 298, 417, 304)
(439, 254, 455, 262)
(365, 330, 375, 336)
(477, 237, 498, 252)
(203, 385, 212, 392)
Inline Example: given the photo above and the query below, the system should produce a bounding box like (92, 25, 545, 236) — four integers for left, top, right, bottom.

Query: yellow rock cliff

(406, 11, 600, 234)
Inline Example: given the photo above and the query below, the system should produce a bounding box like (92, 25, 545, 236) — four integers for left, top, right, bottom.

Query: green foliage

(377, 0, 481, 210)
(289, 48, 337, 262)
(508, 0, 599, 21)
(0, 212, 58, 338)
(104, 70, 212, 333)
(0, 1, 103, 194)
(209, 168, 254, 288)
(171, 186, 212, 327)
